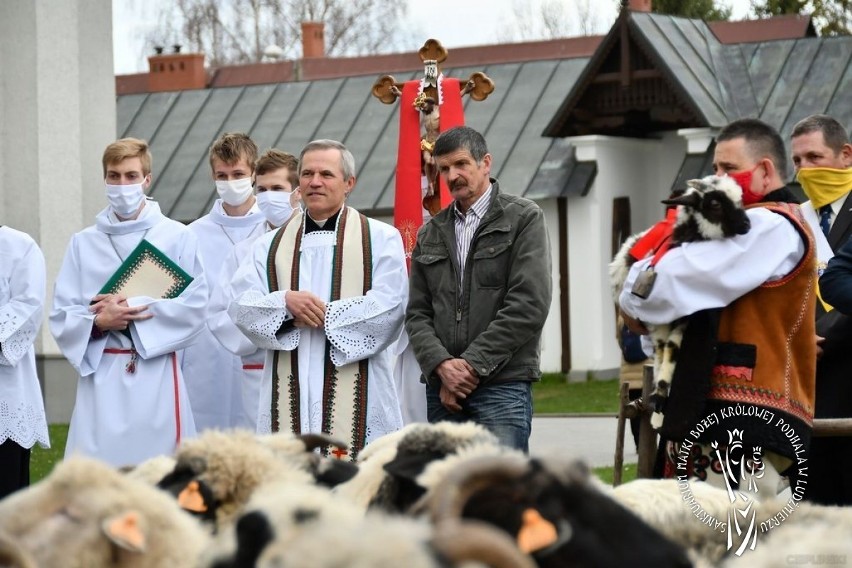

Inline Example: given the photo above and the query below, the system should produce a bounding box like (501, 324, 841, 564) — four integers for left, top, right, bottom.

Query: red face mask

(728, 163, 764, 205)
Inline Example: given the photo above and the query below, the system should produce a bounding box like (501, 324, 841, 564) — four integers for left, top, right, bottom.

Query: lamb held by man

(610, 175, 751, 429)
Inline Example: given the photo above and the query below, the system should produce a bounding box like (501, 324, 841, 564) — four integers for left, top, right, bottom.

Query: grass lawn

(31, 375, 628, 484)
(532, 374, 620, 414)
(31, 424, 68, 483)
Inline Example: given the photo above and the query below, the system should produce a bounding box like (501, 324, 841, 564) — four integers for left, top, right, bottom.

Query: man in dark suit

(793, 114, 852, 505)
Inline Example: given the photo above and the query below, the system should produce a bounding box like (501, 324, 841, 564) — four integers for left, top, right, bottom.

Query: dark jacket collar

(761, 184, 801, 205)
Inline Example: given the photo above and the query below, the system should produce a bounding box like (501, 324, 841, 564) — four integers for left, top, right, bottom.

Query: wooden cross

(372, 38, 494, 217)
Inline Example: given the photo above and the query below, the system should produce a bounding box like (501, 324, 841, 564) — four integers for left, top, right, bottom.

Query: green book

(99, 239, 193, 299)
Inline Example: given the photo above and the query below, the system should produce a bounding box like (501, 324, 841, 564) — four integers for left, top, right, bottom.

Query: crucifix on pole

(371, 39, 495, 263)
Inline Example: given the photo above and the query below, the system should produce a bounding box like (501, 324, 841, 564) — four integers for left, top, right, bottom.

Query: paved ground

(529, 415, 638, 467)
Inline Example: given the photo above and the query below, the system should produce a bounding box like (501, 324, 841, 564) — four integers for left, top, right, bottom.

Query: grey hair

(299, 139, 356, 181)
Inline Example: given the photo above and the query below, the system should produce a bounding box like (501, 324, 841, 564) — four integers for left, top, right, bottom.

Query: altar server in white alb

(229, 139, 407, 459)
(50, 138, 207, 467)
(0, 227, 50, 498)
(184, 132, 269, 431)
(208, 148, 301, 428)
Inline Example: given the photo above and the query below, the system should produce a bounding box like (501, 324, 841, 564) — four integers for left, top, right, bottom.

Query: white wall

(1, 0, 116, 421)
(565, 133, 686, 379)
(539, 197, 563, 374)
(0, 0, 115, 356)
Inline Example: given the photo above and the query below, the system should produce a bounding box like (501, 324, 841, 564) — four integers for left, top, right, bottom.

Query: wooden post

(613, 381, 630, 486)
(637, 363, 658, 478)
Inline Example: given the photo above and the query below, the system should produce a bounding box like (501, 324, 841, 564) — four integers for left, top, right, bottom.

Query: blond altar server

(0, 226, 50, 498)
(208, 149, 300, 429)
(50, 138, 207, 467)
(183, 133, 268, 430)
(229, 139, 406, 459)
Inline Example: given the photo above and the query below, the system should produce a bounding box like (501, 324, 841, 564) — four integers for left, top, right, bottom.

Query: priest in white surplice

(229, 139, 407, 459)
(184, 133, 268, 431)
(0, 226, 50, 498)
(50, 138, 208, 467)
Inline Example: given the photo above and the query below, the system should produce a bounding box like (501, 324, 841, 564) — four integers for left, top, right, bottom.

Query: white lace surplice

(229, 218, 407, 444)
(0, 227, 50, 449)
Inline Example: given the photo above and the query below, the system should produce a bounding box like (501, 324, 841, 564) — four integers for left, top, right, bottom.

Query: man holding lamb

(619, 118, 816, 496)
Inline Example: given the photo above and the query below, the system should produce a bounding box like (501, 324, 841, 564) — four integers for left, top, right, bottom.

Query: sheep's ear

(517, 508, 560, 553)
(686, 178, 705, 190)
(101, 510, 147, 553)
(178, 480, 209, 513)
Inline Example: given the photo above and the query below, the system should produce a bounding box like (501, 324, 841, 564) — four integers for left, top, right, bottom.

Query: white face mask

(256, 191, 295, 228)
(105, 181, 146, 217)
(215, 177, 254, 206)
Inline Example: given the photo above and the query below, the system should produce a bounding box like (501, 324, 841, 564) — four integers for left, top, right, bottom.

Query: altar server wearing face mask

(50, 138, 207, 467)
(184, 132, 269, 431)
(208, 149, 300, 428)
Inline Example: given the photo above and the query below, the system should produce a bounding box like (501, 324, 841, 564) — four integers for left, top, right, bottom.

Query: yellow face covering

(797, 167, 852, 209)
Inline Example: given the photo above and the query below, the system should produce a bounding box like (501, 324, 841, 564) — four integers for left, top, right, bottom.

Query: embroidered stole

(266, 207, 372, 459)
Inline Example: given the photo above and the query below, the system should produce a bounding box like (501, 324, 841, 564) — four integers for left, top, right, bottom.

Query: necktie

(820, 205, 833, 238)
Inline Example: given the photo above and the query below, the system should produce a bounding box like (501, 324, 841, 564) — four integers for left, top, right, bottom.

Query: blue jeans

(426, 380, 533, 453)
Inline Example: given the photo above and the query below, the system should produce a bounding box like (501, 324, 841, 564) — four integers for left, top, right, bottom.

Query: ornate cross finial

(372, 39, 496, 256)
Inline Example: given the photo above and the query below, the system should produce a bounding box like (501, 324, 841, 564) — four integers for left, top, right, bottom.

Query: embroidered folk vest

(707, 202, 816, 459)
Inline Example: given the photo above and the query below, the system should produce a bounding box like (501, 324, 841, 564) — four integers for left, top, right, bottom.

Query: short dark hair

(256, 149, 299, 188)
(791, 114, 850, 154)
(717, 118, 788, 179)
(433, 126, 489, 162)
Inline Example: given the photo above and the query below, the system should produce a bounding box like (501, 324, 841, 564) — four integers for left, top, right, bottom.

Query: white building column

(0, 0, 115, 422)
(565, 133, 685, 381)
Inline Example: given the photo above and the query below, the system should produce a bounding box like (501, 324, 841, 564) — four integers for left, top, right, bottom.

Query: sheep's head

(0, 458, 207, 568)
(663, 175, 751, 242)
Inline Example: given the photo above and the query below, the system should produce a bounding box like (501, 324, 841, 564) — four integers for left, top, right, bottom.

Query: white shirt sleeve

(619, 207, 806, 325)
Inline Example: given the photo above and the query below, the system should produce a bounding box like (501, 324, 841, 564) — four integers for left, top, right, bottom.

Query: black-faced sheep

(424, 454, 693, 568)
(156, 429, 323, 530)
(610, 175, 750, 428)
(334, 421, 510, 513)
(0, 457, 208, 568)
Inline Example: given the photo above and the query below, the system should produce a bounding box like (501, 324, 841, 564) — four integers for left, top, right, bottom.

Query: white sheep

(611, 477, 738, 565)
(0, 457, 208, 568)
(156, 429, 315, 530)
(610, 175, 750, 428)
(120, 454, 177, 486)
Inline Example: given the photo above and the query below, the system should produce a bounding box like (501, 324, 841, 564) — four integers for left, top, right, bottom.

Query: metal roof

(120, 57, 593, 222)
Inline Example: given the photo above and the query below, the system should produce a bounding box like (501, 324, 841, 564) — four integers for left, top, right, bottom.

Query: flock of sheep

(1, 422, 850, 567)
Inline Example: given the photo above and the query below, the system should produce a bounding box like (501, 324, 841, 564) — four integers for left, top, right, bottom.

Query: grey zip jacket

(405, 180, 552, 386)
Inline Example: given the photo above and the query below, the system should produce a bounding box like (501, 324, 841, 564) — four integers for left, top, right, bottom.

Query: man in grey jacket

(405, 126, 552, 451)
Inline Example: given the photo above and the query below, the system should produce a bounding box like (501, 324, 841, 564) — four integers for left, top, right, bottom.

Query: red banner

(394, 78, 464, 267)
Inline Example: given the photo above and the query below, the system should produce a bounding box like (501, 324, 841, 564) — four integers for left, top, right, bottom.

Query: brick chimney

(628, 0, 652, 11)
(301, 22, 325, 58)
(147, 46, 206, 92)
